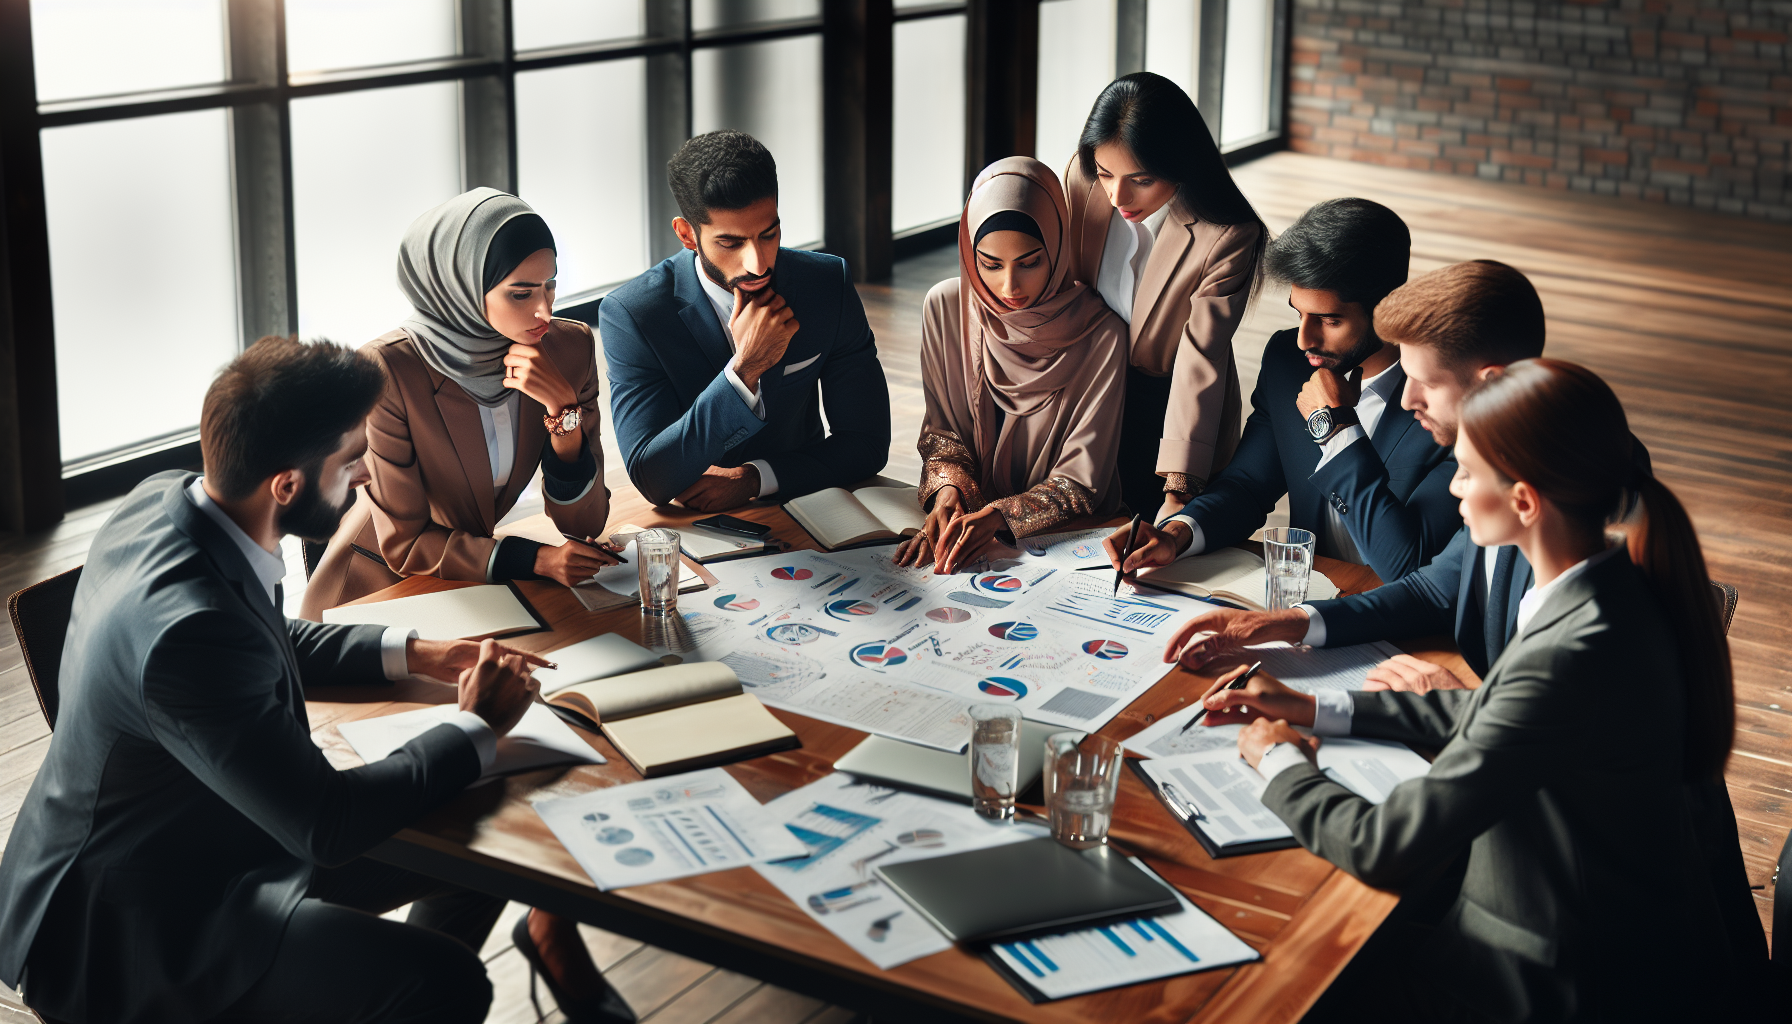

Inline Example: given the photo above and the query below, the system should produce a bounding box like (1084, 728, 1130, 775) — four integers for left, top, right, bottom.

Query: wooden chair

(7, 567, 81, 732)
(1713, 579, 1739, 636)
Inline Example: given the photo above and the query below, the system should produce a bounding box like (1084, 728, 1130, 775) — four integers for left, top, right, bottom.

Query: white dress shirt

(1164, 358, 1400, 564)
(695, 252, 781, 498)
(475, 393, 520, 492)
(183, 477, 496, 771)
(1257, 546, 1620, 785)
(1094, 204, 1171, 325)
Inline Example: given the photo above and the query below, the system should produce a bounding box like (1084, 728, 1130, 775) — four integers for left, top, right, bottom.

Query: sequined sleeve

(918, 430, 987, 512)
(988, 475, 1098, 538)
(1162, 472, 1206, 499)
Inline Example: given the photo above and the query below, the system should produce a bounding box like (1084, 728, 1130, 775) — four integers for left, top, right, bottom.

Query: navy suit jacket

(1177, 328, 1459, 582)
(1308, 436, 1652, 679)
(599, 249, 891, 505)
(0, 473, 479, 1023)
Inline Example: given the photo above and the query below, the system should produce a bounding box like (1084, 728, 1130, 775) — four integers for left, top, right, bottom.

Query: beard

(277, 468, 355, 543)
(696, 240, 772, 293)
(1307, 330, 1384, 375)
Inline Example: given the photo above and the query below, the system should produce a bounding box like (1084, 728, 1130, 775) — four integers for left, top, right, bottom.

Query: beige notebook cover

(322, 584, 544, 640)
(784, 485, 926, 550)
(1135, 547, 1339, 610)
(547, 662, 798, 776)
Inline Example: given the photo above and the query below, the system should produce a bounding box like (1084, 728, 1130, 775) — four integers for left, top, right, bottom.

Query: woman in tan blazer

(1063, 72, 1267, 520)
(301, 188, 616, 620)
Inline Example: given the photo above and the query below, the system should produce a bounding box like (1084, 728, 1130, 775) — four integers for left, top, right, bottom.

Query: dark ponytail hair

(1459, 359, 1732, 781)
(1076, 72, 1261, 228)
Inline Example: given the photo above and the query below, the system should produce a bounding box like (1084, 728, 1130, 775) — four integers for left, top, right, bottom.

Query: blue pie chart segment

(975, 574, 1024, 594)
(850, 643, 908, 668)
(977, 677, 1029, 699)
(988, 621, 1038, 642)
(714, 594, 760, 611)
(826, 599, 879, 620)
(1082, 639, 1128, 660)
(771, 567, 812, 581)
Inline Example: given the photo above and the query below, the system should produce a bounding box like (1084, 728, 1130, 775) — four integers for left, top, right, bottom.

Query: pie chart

(826, 599, 879, 620)
(771, 567, 813, 581)
(1082, 639, 1128, 660)
(926, 607, 972, 623)
(988, 621, 1038, 642)
(714, 594, 760, 611)
(977, 677, 1029, 698)
(975, 574, 1024, 594)
(1071, 543, 1100, 559)
(850, 643, 908, 668)
(766, 624, 822, 644)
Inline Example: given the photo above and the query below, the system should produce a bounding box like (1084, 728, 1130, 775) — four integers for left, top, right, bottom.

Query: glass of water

(969, 705, 1023, 820)
(1043, 733, 1123, 849)
(635, 528, 681, 616)
(1263, 527, 1316, 610)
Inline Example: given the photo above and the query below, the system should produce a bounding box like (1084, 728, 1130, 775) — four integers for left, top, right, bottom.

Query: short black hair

(667, 130, 778, 226)
(200, 336, 385, 501)
(1264, 198, 1411, 309)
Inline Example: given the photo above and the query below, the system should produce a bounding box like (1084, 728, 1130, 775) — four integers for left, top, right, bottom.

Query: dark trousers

(1118, 365, 1174, 517)
(210, 859, 507, 1024)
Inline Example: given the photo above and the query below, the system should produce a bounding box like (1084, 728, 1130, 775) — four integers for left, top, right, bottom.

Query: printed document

(336, 702, 602, 783)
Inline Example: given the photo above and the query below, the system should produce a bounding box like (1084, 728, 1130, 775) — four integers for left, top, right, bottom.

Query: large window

(893, 12, 967, 233)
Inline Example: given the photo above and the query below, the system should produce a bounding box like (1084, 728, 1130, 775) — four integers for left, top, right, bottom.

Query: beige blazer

(1061, 158, 1259, 491)
(299, 319, 610, 620)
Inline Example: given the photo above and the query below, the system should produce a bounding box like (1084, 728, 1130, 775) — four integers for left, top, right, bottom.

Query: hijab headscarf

(397, 187, 555, 408)
(957, 157, 1116, 480)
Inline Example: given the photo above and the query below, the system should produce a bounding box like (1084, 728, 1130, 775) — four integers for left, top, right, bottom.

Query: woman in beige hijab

(1063, 72, 1266, 520)
(894, 157, 1128, 573)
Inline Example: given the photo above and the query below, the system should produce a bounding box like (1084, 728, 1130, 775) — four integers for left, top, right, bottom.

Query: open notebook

(544, 662, 798, 777)
(1134, 547, 1339, 610)
(783, 485, 926, 550)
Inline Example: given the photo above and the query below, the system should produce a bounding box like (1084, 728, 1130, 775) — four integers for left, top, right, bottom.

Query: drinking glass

(1262, 527, 1316, 610)
(635, 528, 680, 616)
(1043, 733, 1123, 849)
(969, 705, 1023, 820)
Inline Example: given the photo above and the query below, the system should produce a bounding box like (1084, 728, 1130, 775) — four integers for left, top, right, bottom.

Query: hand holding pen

(1188, 663, 1319, 729)
(1180, 660, 1263, 732)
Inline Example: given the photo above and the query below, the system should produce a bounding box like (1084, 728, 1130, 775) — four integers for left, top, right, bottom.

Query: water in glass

(969, 705, 1021, 820)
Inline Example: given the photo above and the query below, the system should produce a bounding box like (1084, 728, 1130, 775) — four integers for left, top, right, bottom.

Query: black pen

(563, 533, 627, 563)
(1114, 514, 1143, 595)
(1180, 660, 1264, 733)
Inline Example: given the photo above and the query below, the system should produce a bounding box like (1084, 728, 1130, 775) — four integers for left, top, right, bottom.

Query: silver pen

(1158, 781, 1203, 822)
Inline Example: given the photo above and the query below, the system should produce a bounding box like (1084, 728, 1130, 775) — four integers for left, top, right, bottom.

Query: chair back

(1776, 828, 1792, 983)
(1712, 580, 1739, 636)
(7, 566, 82, 731)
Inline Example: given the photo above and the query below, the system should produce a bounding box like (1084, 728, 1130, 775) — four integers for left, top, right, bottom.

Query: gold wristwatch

(544, 404, 582, 436)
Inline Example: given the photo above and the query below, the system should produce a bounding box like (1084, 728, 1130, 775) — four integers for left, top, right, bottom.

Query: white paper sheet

(532, 633, 662, 694)
(322, 584, 539, 640)
(988, 860, 1258, 999)
(1122, 641, 1406, 758)
(752, 773, 1046, 969)
(533, 767, 805, 890)
(336, 702, 603, 783)
(1137, 738, 1432, 848)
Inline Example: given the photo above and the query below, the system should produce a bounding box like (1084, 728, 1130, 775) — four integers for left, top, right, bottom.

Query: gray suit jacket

(0, 472, 482, 1023)
(1264, 550, 1743, 1022)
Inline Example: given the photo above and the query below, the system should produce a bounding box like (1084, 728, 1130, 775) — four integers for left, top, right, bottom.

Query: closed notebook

(1134, 547, 1339, 610)
(874, 838, 1180, 943)
(322, 583, 546, 640)
(783, 485, 926, 550)
(545, 661, 798, 777)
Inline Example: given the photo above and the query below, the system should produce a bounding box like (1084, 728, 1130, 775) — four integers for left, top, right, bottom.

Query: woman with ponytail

(1185, 359, 1764, 1021)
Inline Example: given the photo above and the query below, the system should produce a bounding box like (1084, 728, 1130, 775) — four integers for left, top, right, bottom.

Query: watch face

(560, 409, 580, 431)
(1308, 408, 1333, 440)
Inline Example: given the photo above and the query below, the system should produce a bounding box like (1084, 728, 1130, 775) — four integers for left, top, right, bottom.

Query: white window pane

(692, 0, 818, 33)
(512, 0, 643, 52)
(1221, 0, 1274, 145)
(43, 111, 237, 463)
(285, 0, 457, 76)
(893, 15, 966, 233)
(693, 36, 823, 249)
(1145, 0, 1200, 106)
(517, 60, 648, 296)
(1036, 0, 1115, 182)
(31, 0, 224, 103)
(292, 83, 462, 348)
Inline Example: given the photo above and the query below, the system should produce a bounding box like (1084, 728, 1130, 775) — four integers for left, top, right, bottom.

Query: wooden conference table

(306, 491, 1473, 1024)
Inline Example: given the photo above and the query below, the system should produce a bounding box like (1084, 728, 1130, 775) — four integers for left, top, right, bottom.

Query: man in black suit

(1108, 199, 1460, 584)
(1164, 260, 1558, 686)
(0, 338, 549, 1024)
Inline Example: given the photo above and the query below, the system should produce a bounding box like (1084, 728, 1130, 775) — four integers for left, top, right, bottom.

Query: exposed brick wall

(1288, 0, 1792, 221)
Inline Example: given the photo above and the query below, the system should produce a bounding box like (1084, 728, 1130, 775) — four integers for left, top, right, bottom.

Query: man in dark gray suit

(0, 337, 545, 1023)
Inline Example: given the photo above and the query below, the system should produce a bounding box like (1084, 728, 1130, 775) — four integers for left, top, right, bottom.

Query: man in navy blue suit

(600, 130, 891, 509)
(1109, 198, 1459, 585)
(1162, 260, 1562, 690)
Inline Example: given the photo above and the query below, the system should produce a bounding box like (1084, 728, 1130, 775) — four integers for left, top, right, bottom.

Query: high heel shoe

(511, 913, 638, 1024)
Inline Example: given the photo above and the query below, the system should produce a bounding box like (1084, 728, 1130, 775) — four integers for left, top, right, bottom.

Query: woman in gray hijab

(302, 188, 617, 616)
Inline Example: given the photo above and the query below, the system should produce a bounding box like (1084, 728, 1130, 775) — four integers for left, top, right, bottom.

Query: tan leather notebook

(545, 662, 798, 777)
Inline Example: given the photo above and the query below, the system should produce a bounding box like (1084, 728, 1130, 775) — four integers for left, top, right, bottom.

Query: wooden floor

(0, 150, 1787, 1021)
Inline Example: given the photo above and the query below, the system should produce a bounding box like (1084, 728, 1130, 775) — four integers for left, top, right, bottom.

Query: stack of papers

(533, 767, 804, 890)
(336, 702, 603, 783)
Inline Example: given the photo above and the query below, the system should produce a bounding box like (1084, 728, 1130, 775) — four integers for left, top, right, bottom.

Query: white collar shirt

(1515, 546, 1622, 636)
(475, 393, 520, 491)
(1094, 203, 1172, 325)
(185, 477, 286, 607)
(692, 251, 780, 498)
